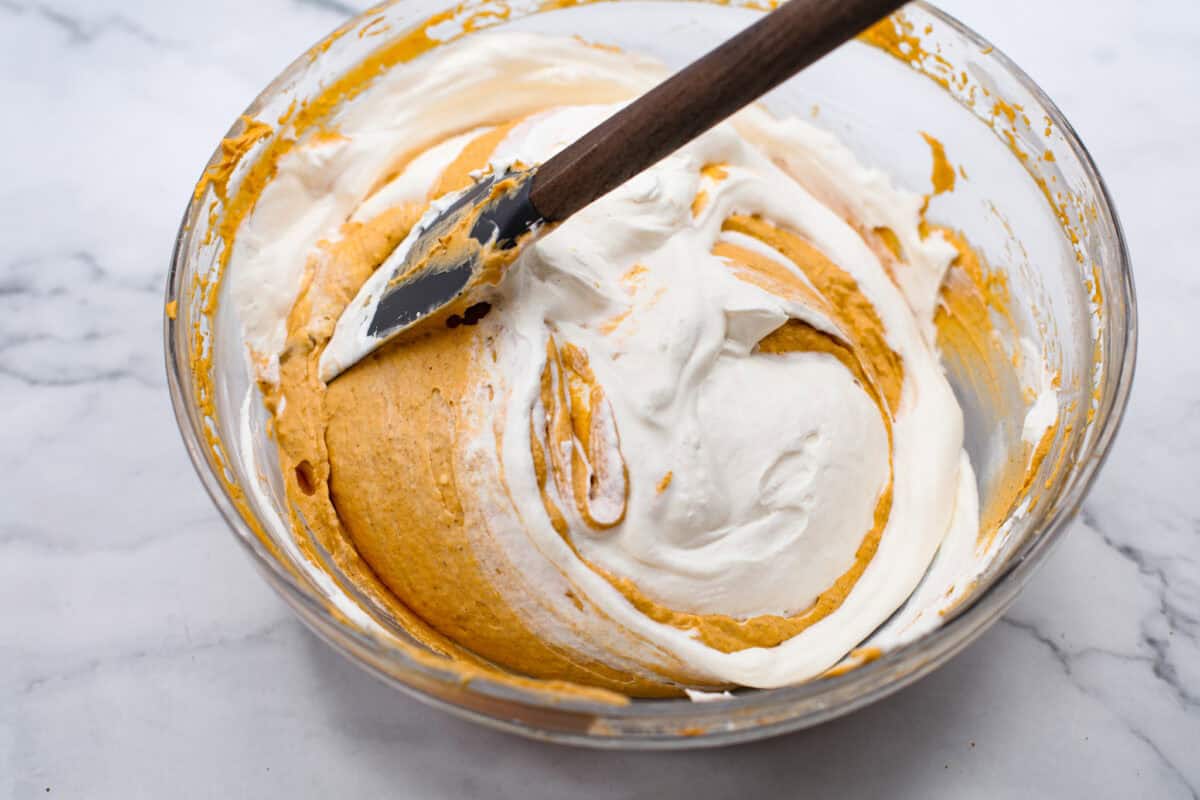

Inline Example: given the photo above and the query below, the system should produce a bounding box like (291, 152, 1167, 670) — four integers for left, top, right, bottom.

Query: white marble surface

(1, 0, 1197, 796)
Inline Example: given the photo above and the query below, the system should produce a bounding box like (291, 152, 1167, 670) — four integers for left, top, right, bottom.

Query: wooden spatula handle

(529, 0, 907, 222)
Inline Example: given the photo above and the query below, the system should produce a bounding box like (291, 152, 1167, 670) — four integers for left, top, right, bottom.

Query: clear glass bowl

(164, 0, 1135, 747)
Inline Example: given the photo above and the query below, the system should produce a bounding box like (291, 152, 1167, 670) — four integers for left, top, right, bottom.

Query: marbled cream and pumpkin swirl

(230, 32, 984, 694)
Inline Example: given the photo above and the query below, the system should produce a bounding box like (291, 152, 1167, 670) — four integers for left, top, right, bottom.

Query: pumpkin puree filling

(220, 32, 1059, 696)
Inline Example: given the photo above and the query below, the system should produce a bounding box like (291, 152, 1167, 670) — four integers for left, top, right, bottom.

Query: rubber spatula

(321, 0, 906, 381)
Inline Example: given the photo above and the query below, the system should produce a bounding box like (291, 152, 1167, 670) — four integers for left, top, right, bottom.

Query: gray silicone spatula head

(317, 168, 541, 381)
(366, 169, 540, 338)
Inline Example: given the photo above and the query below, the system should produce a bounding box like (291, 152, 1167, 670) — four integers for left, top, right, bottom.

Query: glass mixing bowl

(164, 0, 1135, 747)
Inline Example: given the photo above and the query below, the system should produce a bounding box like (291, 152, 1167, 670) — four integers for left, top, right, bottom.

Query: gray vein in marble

(1124, 727, 1200, 800)
(2, 251, 163, 295)
(0, 1, 167, 47)
(1000, 617, 1197, 799)
(1082, 508, 1200, 709)
(0, 250, 164, 388)
(294, 0, 361, 17)
(11, 618, 293, 698)
(0, 522, 201, 557)
(0, 364, 157, 389)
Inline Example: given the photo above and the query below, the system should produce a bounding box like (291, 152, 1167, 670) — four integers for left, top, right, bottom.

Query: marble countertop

(2, 0, 1197, 796)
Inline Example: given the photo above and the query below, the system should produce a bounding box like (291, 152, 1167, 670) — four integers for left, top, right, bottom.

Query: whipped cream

(455, 107, 972, 686)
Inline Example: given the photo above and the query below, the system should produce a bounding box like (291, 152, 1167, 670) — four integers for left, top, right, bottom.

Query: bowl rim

(163, 0, 1137, 748)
